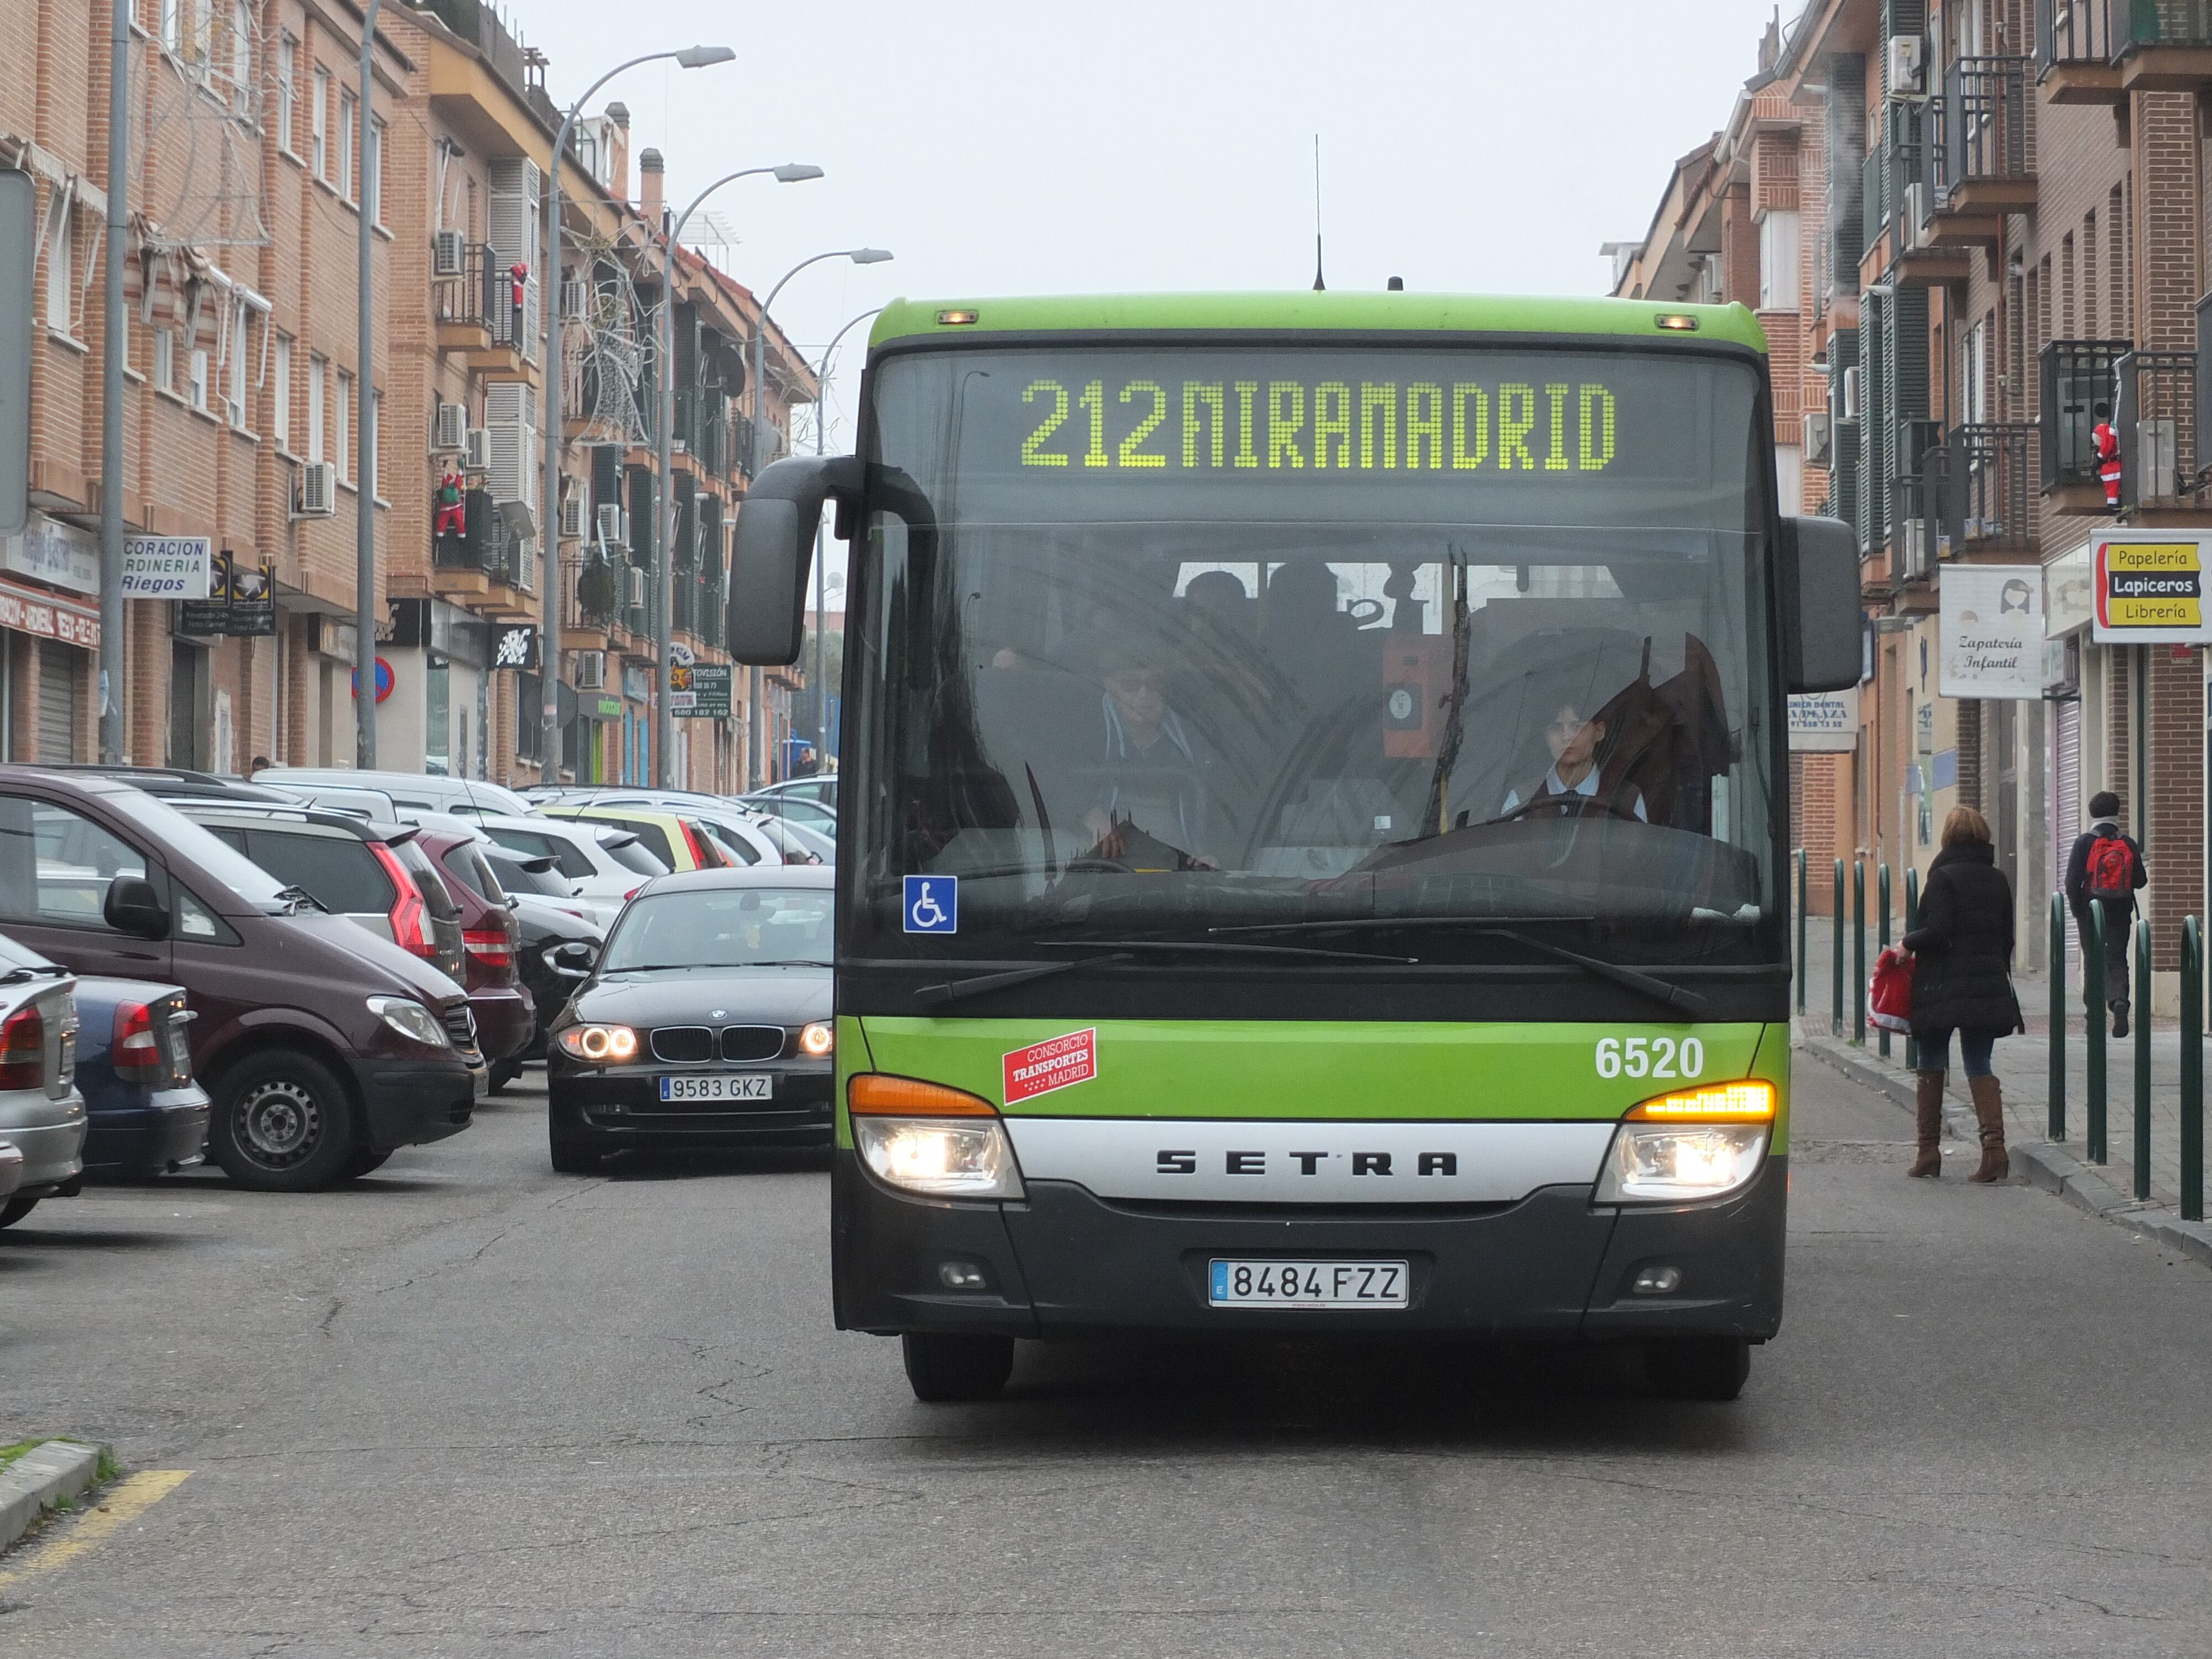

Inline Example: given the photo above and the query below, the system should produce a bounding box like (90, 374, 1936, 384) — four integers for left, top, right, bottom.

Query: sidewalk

(1792, 914, 2212, 1266)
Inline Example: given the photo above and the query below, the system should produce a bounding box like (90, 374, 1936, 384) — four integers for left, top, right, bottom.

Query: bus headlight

(1595, 1080, 1775, 1204)
(848, 1074, 1024, 1199)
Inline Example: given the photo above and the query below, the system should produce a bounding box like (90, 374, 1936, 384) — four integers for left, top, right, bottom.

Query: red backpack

(2086, 832, 2138, 902)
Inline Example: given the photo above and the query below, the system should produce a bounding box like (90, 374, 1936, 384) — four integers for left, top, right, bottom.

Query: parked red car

(409, 823, 534, 1065)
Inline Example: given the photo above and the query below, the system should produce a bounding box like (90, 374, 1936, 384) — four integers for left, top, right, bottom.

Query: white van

(253, 769, 535, 822)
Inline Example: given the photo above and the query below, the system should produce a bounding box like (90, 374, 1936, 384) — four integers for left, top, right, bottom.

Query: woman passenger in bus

(1499, 701, 1647, 822)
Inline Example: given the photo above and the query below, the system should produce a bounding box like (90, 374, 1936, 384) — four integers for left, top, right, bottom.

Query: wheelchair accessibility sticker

(904, 875, 958, 935)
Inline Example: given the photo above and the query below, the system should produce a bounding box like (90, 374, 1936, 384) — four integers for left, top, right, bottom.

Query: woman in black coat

(1902, 806, 2023, 1183)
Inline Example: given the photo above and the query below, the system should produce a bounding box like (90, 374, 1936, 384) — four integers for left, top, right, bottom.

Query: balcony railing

(1948, 424, 2039, 549)
(434, 488, 515, 581)
(2041, 340, 2133, 488)
(2117, 349, 2203, 507)
(1937, 58, 2033, 195)
(1861, 124, 1930, 265)
(434, 244, 529, 352)
(2038, 0, 2119, 70)
(2122, 0, 2212, 50)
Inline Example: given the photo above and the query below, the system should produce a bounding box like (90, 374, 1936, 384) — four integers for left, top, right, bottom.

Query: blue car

(72, 976, 208, 1180)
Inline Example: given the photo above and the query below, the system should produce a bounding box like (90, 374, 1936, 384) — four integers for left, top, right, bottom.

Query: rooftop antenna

(1312, 134, 1326, 291)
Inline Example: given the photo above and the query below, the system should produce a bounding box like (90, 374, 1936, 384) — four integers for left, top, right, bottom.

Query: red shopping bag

(1868, 945, 1914, 1033)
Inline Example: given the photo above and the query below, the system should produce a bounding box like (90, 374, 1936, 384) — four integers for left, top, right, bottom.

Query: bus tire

(1644, 1336, 1751, 1401)
(901, 1332, 1014, 1402)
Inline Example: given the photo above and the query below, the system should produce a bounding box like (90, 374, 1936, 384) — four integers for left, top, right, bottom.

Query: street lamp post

(97, 0, 128, 761)
(354, 0, 383, 768)
(745, 248, 891, 786)
(651, 165, 823, 790)
(809, 306, 881, 766)
(538, 44, 732, 787)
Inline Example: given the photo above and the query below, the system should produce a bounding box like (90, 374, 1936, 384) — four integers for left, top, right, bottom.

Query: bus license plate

(1209, 1260, 1408, 1310)
(658, 1074, 773, 1103)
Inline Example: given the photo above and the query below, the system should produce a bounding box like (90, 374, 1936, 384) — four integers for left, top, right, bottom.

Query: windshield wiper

(0, 964, 67, 985)
(1211, 918, 1704, 1018)
(752, 959, 832, 968)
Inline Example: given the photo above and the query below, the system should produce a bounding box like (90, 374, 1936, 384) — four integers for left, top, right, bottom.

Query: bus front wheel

(1644, 1336, 1751, 1401)
(901, 1333, 1014, 1402)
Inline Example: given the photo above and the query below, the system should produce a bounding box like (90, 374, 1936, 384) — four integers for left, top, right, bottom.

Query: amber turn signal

(848, 1073, 999, 1117)
(1625, 1080, 1777, 1123)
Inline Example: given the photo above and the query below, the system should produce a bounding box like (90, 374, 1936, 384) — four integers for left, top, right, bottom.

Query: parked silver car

(0, 934, 86, 1228)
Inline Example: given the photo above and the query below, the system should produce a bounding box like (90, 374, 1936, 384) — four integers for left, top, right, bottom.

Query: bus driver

(1500, 700, 1648, 822)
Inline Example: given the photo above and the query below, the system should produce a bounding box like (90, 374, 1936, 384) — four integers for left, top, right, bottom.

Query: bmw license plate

(658, 1073, 773, 1103)
(1209, 1260, 1408, 1309)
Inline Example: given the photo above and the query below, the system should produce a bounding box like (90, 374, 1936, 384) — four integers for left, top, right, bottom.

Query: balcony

(2116, 349, 2208, 510)
(432, 488, 527, 603)
(2041, 340, 2133, 507)
(1934, 58, 2036, 222)
(435, 244, 532, 370)
(1946, 425, 2039, 552)
(2037, 0, 2126, 100)
(1860, 123, 1970, 287)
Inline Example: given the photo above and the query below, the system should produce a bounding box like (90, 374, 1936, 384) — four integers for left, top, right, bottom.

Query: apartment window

(2083, 212, 2098, 340)
(369, 392, 381, 497)
(2109, 184, 2128, 341)
(225, 305, 251, 429)
(311, 67, 329, 180)
(154, 327, 176, 394)
(1757, 210, 1799, 312)
(338, 90, 356, 203)
(272, 334, 292, 449)
(42, 192, 71, 334)
(367, 118, 385, 227)
(160, 0, 181, 54)
(336, 370, 353, 481)
(1961, 318, 1988, 426)
(306, 353, 326, 462)
(276, 34, 295, 153)
(229, 2, 251, 112)
(190, 347, 210, 413)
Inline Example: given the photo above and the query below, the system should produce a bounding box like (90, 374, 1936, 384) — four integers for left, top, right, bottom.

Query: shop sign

(3, 513, 98, 595)
(671, 661, 732, 718)
(0, 578, 98, 647)
(1940, 564, 2043, 699)
(489, 624, 539, 670)
(623, 665, 651, 702)
(122, 535, 211, 599)
(1787, 690, 1858, 753)
(2090, 532, 2212, 644)
(594, 695, 623, 720)
(178, 551, 275, 637)
(2045, 541, 2095, 639)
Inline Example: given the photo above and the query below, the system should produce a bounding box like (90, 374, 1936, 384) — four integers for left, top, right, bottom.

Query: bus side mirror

(729, 455, 861, 665)
(1780, 516, 1861, 693)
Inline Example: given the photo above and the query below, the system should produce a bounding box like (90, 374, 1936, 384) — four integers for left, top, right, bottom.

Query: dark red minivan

(408, 823, 534, 1065)
(0, 769, 485, 1190)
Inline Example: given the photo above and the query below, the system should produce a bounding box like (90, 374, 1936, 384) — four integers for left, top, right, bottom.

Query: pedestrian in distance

(2065, 791, 2147, 1038)
(1903, 806, 2023, 1183)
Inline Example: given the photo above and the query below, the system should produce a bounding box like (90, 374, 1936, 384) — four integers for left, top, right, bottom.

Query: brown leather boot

(1908, 1071, 1944, 1178)
(1966, 1074, 2008, 1183)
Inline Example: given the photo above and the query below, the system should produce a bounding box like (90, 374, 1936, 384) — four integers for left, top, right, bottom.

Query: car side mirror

(550, 941, 595, 978)
(728, 454, 862, 664)
(103, 874, 171, 941)
(1779, 515, 1863, 693)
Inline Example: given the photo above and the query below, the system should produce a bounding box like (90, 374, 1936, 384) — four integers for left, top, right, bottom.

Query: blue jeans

(1918, 1029, 1996, 1079)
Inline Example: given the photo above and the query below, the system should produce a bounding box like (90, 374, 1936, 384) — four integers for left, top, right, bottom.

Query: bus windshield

(851, 344, 1779, 966)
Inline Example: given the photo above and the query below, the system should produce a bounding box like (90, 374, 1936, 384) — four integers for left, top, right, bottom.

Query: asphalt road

(3, 1060, 2210, 1657)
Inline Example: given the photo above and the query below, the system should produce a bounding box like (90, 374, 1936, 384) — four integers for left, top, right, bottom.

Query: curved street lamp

(744, 248, 893, 785)
(651, 165, 824, 789)
(538, 44, 733, 784)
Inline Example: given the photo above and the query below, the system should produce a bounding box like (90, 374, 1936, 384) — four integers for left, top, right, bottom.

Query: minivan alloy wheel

(210, 1050, 358, 1192)
(238, 1078, 321, 1168)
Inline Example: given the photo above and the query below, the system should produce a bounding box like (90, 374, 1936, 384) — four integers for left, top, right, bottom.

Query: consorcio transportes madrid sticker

(1002, 1029, 1098, 1106)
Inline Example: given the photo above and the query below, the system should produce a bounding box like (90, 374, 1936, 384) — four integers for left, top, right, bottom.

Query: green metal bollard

(1877, 864, 1893, 1060)
(1833, 859, 1846, 1037)
(1904, 868, 1921, 1070)
(2087, 899, 2108, 1165)
(1796, 849, 1807, 1015)
(2182, 917, 2203, 1223)
(2049, 894, 2067, 1143)
(1853, 860, 1867, 1046)
(2136, 917, 2153, 1203)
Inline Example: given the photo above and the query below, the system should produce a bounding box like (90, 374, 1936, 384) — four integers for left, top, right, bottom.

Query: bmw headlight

(797, 1021, 834, 1058)
(557, 1023, 640, 1063)
(366, 996, 450, 1050)
(1594, 1081, 1775, 1205)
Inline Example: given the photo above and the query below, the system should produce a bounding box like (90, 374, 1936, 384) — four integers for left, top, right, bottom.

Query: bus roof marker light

(1626, 1081, 1776, 1123)
(937, 309, 980, 326)
(1655, 313, 1701, 332)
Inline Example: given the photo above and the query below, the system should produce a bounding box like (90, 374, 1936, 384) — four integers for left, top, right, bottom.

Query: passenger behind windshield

(1081, 634, 1212, 867)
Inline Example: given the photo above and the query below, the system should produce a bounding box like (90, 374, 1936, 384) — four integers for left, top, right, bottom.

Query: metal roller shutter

(36, 641, 80, 763)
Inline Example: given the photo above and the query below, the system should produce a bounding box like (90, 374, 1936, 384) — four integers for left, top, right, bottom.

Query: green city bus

(729, 292, 1859, 1402)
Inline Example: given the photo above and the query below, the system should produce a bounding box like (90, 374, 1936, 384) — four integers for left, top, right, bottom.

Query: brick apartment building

(1614, 0, 2212, 1009)
(2, 0, 815, 791)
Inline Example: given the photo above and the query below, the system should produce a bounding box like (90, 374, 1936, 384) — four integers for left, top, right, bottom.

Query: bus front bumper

(832, 1151, 1786, 1342)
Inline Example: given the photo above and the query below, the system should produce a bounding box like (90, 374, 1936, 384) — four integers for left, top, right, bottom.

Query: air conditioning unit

(559, 493, 587, 540)
(434, 401, 467, 453)
(561, 280, 591, 321)
(1886, 34, 1924, 97)
(596, 503, 626, 548)
(432, 229, 466, 278)
(296, 461, 337, 518)
(1841, 366, 1864, 422)
(574, 649, 607, 690)
(2138, 418, 2178, 500)
(463, 427, 492, 471)
(1903, 184, 1932, 247)
(624, 566, 646, 610)
(1804, 410, 1834, 467)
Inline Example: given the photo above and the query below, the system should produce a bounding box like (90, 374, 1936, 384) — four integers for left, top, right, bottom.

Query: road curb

(1796, 1034, 2212, 1269)
(0, 1440, 107, 1553)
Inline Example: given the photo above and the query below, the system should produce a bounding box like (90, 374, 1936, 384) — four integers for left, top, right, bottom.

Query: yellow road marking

(0, 1470, 191, 1590)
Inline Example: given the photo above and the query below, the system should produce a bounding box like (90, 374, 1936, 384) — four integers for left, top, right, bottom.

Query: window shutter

(1827, 54, 1867, 299)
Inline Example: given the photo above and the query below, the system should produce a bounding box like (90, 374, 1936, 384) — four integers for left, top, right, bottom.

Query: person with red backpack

(2065, 790, 2148, 1037)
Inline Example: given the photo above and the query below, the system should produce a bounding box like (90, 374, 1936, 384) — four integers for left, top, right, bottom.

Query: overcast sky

(511, 0, 1788, 593)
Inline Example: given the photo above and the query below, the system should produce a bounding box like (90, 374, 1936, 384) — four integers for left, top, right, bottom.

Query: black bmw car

(545, 866, 834, 1171)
